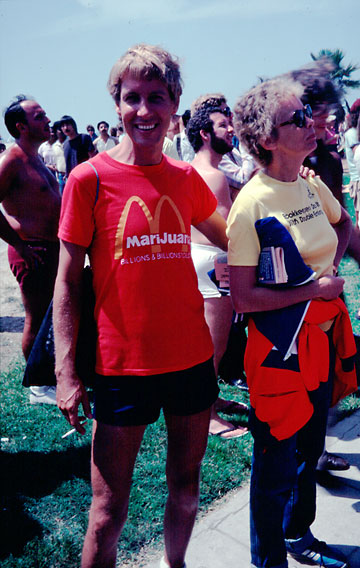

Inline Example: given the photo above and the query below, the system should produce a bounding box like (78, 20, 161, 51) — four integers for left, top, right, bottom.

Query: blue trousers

(249, 337, 334, 568)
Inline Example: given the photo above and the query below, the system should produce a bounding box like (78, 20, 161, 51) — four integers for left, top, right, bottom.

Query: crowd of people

(0, 43, 359, 568)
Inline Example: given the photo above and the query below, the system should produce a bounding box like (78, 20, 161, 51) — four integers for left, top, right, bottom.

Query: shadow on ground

(316, 469, 360, 497)
(0, 315, 24, 332)
(0, 444, 91, 559)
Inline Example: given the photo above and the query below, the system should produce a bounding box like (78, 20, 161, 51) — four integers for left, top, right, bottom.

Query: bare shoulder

(0, 144, 24, 170)
(193, 163, 232, 216)
(193, 163, 226, 192)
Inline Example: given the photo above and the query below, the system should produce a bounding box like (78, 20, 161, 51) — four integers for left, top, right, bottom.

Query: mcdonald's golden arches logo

(114, 195, 191, 260)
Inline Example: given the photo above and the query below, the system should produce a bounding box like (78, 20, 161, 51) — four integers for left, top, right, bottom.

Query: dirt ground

(0, 242, 24, 373)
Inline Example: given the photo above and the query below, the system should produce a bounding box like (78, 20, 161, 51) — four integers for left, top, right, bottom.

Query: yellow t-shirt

(226, 171, 341, 278)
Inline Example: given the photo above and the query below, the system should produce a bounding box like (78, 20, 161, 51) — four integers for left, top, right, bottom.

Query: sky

(1, 0, 360, 141)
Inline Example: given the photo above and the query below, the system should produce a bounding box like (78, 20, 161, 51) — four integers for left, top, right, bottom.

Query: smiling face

(209, 111, 234, 155)
(19, 100, 51, 143)
(116, 74, 178, 159)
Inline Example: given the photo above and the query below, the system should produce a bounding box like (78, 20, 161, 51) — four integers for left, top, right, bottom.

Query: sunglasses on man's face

(278, 104, 312, 129)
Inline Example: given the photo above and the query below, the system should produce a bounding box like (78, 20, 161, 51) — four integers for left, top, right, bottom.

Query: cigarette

(62, 420, 87, 439)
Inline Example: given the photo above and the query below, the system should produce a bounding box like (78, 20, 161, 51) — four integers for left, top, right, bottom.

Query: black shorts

(93, 358, 219, 426)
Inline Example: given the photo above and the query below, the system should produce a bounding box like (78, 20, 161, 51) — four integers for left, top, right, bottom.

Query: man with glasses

(86, 124, 97, 141)
(190, 94, 256, 200)
(293, 63, 360, 468)
(227, 77, 355, 568)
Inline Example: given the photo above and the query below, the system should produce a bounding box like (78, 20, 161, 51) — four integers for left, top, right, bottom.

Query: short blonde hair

(234, 78, 303, 167)
(107, 43, 183, 104)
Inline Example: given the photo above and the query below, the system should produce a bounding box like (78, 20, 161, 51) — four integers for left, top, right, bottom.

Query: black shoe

(317, 451, 350, 471)
(287, 538, 348, 567)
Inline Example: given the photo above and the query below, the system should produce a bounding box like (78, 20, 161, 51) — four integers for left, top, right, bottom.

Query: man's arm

(0, 151, 43, 267)
(92, 137, 100, 154)
(332, 206, 352, 269)
(53, 240, 92, 434)
(192, 163, 232, 219)
(194, 210, 228, 250)
(229, 265, 345, 314)
(218, 149, 256, 190)
(87, 136, 97, 159)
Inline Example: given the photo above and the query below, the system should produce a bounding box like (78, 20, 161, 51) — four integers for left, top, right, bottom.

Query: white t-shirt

(94, 136, 118, 153)
(354, 144, 360, 177)
(344, 128, 360, 182)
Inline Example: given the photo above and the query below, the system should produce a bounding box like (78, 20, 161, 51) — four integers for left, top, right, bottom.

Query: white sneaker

(159, 557, 186, 568)
(29, 386, 57, 405)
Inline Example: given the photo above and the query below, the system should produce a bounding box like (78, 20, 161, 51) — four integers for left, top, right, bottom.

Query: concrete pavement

(141, 409, 360, 568)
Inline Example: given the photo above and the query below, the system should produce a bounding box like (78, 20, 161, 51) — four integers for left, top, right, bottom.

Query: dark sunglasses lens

(292, 110, 305, 128)
(295, 105, 312, 127)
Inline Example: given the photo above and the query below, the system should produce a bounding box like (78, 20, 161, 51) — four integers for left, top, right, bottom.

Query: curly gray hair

(233, 78, 303, 167)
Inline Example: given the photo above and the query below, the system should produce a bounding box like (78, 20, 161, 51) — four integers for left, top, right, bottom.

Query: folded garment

(253, 217, 315, 359)
(255, 217, 315, 286)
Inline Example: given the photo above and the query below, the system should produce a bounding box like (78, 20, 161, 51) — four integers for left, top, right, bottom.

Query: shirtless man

(190, 93, 256, 200)
(0, 95, 61, 402)
(187, 105, 248, 439)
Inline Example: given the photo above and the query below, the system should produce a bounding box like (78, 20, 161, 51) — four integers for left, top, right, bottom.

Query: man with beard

(190, 94, 256, 200)
(0, 95, 61, 403)
(187, 106, 248, 439)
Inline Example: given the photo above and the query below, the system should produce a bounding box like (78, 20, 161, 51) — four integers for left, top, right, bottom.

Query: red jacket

(245, 298, 357, 441)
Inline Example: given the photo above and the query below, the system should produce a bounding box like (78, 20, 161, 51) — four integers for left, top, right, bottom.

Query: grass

(339, 192, 360, 336)
(1, 190, 359, 568)
(0, 365, 251, 568)
(1, 366, 358, 568)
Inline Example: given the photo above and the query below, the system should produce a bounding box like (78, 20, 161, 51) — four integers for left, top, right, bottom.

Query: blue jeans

(249, 334, 334, 568)
(57, 172, 66, 195)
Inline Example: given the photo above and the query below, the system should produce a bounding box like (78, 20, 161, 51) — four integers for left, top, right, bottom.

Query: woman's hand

(315, 274, 345, 300)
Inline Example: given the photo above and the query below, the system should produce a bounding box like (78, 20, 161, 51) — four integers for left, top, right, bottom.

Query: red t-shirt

(59, 153, 217, 376)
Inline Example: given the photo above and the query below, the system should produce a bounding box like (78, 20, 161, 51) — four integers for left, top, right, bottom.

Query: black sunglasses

(278, 104, 312, 128)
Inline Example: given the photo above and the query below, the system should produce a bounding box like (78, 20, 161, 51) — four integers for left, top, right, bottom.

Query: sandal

(215, 398, 248, 414)
(209, 425, 248, 439)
